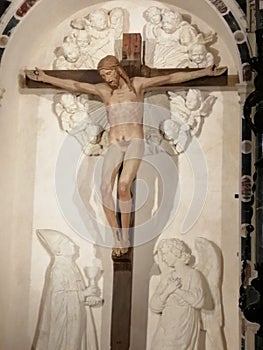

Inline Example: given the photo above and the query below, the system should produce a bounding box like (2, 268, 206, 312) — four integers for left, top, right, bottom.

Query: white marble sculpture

(188, 43, 214, 68)
(109, 7, 125, 40)
(109, 7, 125, 60)
(158, 89, 216, 154)
(160, 120, 191, 154)
(143, 7, 215, 68)
(32, 229, 102, 350)
(195, 237, 225, 350)
(143, 6, 162, 66)
(84, 9, 115, 67)
(149, 237, 225, 350)
(149, 238, 206, 350)
(54, 8, 125, 69)
(54, 38, 94, 69)
(168, 89, 217, 135)
(54, 92, 108, 155)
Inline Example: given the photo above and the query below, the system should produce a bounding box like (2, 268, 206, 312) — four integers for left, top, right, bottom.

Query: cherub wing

(54, 102, 64, 118)
(168, 92, 187, 112)
(199, 95, 217, 117)
(168, 92, 190, 122)
(195, 237, 223, 328)
(195, 31, 215, 44)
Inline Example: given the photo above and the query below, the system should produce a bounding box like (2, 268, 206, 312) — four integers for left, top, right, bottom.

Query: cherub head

(144, 6, 162, 25)
(109, 7, 124, 27)
(62, 41, 80, 63)
(78, 94, 90, 110)
(160, 119, 180, 141)
(70, 17, 86, 30)
(161, 9, 182, 34)
(89, 9, 109, 31)
(59, 93, 78, 113)
(75, 30, 91, 49)
(189, 43, 208, 66)
(185, 89, 202, 111)
(37, 229, 77, 257)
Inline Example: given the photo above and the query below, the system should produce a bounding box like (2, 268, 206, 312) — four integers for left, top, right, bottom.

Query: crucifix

(24, 33, 230, 350)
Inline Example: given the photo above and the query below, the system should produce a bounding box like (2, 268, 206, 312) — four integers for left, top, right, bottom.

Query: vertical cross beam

(110, 190, 135, 350)
(110, 34, 142, 350)
(121, 33, 142, 77)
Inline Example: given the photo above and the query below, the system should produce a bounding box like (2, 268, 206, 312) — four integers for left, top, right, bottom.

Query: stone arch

(0, 0, 251, 80)
(0, 1, 247, 349)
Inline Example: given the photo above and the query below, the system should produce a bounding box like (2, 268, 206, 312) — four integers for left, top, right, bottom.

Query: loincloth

(114, 138, 145, 160)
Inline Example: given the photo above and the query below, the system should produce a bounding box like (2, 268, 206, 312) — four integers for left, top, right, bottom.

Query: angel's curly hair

(158, 238, 192, 265)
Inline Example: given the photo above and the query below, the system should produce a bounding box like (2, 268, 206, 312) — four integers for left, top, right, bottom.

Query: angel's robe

(150, 267, 205, 350)
(33, 257, 97, 350)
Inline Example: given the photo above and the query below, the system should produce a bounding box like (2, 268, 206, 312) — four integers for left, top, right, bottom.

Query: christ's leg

(100, 144, 124, 255)
(118, 139, 144, 253)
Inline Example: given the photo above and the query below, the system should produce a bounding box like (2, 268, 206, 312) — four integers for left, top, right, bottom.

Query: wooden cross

(24, 33, 237, 350)
(24, 33, 235, 90)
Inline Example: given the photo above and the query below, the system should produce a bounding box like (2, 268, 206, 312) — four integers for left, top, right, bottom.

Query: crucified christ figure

(26, 55, 226, 257)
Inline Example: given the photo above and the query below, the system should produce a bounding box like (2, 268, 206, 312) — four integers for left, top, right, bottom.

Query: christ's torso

(100, 80, 144, 144)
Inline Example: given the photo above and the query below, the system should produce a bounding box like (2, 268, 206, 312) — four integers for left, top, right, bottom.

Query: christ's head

(99, 68, 120, 89)
(97, 55, 135, 93)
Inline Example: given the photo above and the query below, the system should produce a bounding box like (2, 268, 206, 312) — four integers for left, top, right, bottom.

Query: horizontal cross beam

(23, 67, 232, 89)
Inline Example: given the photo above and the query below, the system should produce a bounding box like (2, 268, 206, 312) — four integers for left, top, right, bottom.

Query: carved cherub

(84, 9, 115, 66)
(168, 89, 217, 135)
(53, 38, 94, 69)
(153, 9, 197, 68)
(109, 7, 125, 59)
(188, 43, 214, 68)
(143, 6, 162, 40)
(151, 9, 215, 69)
(160, 119, 191, 153)
(55, 8, 123, 70)
(109, 7, 125, 39)
(143, 6, 162, 66)
(54, 93, 104, 155)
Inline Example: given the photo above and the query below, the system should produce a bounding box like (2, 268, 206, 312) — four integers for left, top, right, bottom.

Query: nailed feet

(112, 239, 130, 258)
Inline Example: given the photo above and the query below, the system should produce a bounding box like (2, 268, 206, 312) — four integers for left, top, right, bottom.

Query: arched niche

(0, 1, 246, 349)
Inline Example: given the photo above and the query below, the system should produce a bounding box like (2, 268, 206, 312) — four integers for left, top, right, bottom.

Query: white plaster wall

(0, 0, 242, 349)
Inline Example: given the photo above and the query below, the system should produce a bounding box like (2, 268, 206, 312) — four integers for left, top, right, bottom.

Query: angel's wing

(195, 237, 222, 289)
(195, 237, 223, 329)
(199, 95, 217, 117)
